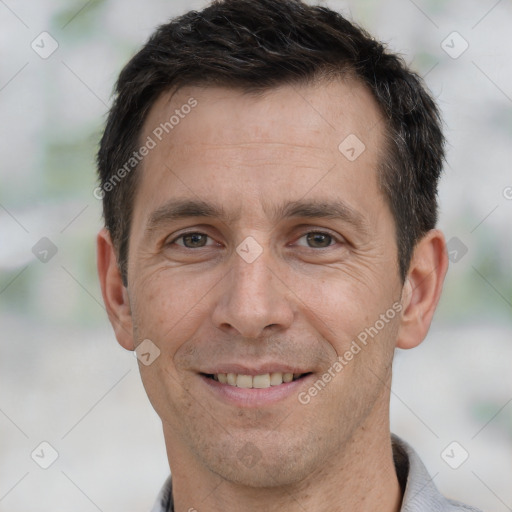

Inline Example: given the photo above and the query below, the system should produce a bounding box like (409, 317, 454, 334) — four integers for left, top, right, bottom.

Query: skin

(97, 78, 448, 512)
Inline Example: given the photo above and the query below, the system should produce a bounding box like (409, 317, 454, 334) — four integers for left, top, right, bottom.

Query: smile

(204, 372, 309, 389)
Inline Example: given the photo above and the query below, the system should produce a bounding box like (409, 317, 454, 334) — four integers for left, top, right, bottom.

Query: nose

(211, 247, 294, 339)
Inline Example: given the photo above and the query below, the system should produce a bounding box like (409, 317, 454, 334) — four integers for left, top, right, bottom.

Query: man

(96, 1, 482, 510)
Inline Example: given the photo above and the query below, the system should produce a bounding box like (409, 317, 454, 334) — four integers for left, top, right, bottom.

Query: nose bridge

(212, 243, 293, 338)
(233, 250, 273, 305)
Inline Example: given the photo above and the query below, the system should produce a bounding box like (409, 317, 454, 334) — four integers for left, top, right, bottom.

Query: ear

(97, 228, 134, 351)
(396, 229, 448, 350)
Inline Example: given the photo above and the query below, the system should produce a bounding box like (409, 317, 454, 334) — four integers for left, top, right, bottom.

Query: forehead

(143, 78, 383, 150)
(133, 79, 386, 227)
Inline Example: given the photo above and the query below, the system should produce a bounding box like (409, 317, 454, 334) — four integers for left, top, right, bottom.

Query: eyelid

(292, 229, 343, 248)
(165, 229, 219, 247)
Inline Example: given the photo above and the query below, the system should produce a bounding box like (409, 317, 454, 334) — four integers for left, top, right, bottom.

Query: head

(97, 0, 448, 492)
(97, 0, 445, 286)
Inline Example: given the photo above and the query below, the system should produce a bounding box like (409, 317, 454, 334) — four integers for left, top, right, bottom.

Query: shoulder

(392, 434, 483, 512)
(445, 499, 484, 512)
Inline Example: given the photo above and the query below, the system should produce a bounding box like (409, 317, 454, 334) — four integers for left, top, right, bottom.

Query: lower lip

(200, 374, 314, 408)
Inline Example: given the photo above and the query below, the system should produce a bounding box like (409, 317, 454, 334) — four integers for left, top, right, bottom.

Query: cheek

(300, 274, 400, 378)
(299, 278, 379, 342)
(131, 267, 219, 345)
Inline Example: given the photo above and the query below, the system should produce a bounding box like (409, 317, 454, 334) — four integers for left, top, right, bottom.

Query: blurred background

(0, 0, 511, 510)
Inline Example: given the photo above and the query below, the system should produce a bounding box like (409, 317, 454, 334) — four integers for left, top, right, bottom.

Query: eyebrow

(144, 197, 370, 235)
(268, 199, 368, 233)
(145, 199, 240, 235)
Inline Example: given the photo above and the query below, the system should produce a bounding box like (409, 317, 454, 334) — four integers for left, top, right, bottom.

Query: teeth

(236, 374, 253, 388)
(252, 374, 271, 388)
(269, 372, 283, 386)
(212, 372, 302, 389)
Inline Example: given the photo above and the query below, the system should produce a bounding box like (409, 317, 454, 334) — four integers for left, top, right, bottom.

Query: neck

(164, 411, 402, 512)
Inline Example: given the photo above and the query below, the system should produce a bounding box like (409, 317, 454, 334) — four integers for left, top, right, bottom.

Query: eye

(171, 232, 216, 249)
(295, 231, 338, 249)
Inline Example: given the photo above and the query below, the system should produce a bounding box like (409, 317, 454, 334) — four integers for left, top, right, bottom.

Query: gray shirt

(150, 434, 482, 512)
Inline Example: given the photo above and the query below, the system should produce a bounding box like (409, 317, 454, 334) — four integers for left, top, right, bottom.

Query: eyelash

(167, 230, 342, 249)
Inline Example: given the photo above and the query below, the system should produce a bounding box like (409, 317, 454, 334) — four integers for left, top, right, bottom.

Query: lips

(203, 372, 309, 389)
(199, 367, 315, 407)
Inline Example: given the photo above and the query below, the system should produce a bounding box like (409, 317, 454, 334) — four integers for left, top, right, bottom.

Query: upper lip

(199, 364, 311, 376)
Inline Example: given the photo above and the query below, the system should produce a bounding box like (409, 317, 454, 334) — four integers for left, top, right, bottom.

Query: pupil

(185, 234, 206, 247)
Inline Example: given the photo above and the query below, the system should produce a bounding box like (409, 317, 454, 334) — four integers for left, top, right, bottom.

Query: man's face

(126, 79, 404, 486)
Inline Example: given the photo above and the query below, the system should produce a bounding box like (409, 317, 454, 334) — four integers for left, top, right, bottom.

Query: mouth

(201, 372, 312, 389)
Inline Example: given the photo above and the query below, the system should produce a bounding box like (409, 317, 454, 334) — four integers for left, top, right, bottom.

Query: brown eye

(177, 233, 210, 248)
(304, 232, 334, 248)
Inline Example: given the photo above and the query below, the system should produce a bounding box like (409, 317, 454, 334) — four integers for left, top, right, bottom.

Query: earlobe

(396, 230, 448, 350)
(97, 228, 135, 351)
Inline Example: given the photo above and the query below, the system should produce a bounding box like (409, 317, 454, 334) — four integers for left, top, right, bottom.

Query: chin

(195, 431, 319, 489)
(212, 454, 309, 488)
